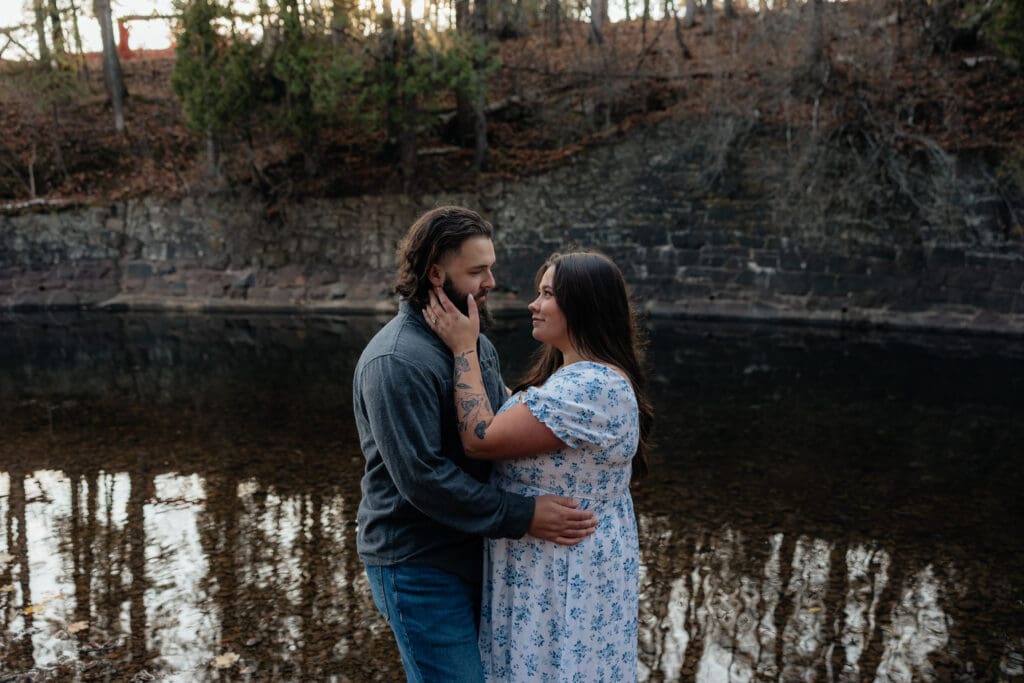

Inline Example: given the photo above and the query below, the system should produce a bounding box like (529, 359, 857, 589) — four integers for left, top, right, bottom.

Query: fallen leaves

(67, 621, 89, 634)
(213, 652, 239, 669)
(0, 552, 14, 564)
(21, 593, 60, 615)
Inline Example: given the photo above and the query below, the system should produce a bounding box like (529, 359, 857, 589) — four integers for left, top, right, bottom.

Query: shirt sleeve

(359, 353, 534, 539)
(522, 369, 612, 450)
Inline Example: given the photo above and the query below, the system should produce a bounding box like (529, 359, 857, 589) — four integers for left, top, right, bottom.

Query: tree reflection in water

(0, 313, 1021, 680)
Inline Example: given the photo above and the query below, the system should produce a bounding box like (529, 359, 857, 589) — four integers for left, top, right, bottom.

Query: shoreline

(4, 294, 1023, 338)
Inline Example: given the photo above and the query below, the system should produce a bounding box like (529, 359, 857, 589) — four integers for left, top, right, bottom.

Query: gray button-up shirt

(353, 301, 534, 583)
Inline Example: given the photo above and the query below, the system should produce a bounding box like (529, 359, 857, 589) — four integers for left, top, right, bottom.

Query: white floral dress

(480, 362, 640, 682)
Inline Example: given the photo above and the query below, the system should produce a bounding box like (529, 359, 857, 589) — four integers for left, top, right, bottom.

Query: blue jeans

(365, 564, 485, 683)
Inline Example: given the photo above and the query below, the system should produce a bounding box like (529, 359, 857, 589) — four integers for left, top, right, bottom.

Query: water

(0, 312, 1021, 682)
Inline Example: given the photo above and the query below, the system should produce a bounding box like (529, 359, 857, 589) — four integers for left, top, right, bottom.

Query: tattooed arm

(427, 287, 565, 459)
(453, 348, 493, 442)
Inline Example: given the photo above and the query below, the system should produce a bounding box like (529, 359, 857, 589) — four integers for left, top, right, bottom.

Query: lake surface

(0, 312, 1022, 682)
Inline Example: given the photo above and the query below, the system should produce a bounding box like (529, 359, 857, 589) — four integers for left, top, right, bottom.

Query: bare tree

(723, 0, 736, 18)
(590, 0, 604, 43)
(47, 0, 66, 55)
(549, 0, 561, 46)
(685, 0, 698, 28)
(704, 0, 715, 34)
(32, 0, 50, 64)
(68, 0, 90, 80)
(667, 0, 693, 57)
(93, 0, 125, 133)
(806, 0, 826, 82)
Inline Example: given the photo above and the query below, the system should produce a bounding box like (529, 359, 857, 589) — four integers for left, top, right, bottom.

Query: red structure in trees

(117, 19, 134, 60)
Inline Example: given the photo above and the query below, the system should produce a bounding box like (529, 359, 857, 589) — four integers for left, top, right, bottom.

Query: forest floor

(0, 4, 1022, 203)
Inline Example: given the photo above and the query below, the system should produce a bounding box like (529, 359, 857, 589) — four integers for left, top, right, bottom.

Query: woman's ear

(427, 264, 444, 287)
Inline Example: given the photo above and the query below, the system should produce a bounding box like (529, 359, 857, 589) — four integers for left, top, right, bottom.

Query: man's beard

(443, 277, 493, 331)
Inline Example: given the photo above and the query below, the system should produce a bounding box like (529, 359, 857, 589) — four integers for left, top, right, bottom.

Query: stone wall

(2, 118, 1023, 333)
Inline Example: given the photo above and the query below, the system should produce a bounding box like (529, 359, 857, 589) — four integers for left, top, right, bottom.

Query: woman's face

(528, 266, 570, 350)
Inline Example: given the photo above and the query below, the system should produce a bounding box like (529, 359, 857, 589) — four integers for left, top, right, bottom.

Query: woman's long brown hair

(512, 252, 654, 479)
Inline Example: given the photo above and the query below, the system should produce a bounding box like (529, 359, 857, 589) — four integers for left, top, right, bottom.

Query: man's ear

(427, 264, 444, 287)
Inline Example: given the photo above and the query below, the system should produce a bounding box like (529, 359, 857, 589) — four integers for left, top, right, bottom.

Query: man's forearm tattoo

(453, 349, 493, 440)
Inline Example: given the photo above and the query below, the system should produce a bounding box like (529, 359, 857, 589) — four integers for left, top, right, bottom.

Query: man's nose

(483, 271, 496, 289)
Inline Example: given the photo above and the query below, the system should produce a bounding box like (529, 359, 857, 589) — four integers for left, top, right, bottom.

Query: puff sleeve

(522, 368, 617, 449)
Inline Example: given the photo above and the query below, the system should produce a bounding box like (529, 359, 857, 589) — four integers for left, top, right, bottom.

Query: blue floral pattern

(480, 362, 640, 682)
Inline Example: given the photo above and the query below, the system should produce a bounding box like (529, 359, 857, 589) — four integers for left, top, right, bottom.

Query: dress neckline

(559, 360, 630, 383)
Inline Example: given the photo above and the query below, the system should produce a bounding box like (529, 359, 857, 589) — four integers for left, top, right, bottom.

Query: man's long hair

(394, 207, 493, 309)
(512, 252, 654, 480)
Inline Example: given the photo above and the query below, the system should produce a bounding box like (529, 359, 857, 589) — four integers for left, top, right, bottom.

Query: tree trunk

(668, 0, 693, 57)
(642, 0, 650, 41)
(68, 0, 91, 81)
(205, 130, 220, 179)
(723, 0, 735, 18)
(497, 0, 518, 38)
(624, 0, 631, 22)
(514, 0, 526, 36)
(685, 0, 697, 28)
(454, 0, 473, 147)
(28, 142, 38, 198)
(590, 0, 604, 43)
(48, 0, 66, 55)
(51, 103, 69, 182)
(549, 0, 561, 46)
(94, 0, 126, 133)
(399, 0, 417, 187)
(33, 0, 51, 64)
(331, 0, 349, 46)
(806, 0, 825, 81)
(703, 0, 714, 34)
(379, 0, 400, 162)
(473, 0, 490, 171)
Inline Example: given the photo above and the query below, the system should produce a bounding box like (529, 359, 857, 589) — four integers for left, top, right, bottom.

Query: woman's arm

(427, 287, 565, 459)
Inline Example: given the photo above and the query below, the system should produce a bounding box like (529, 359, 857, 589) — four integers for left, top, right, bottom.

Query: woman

(425, 251, 654, 681)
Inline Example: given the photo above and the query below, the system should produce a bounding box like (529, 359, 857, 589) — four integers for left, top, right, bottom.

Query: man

(353, 206, 597, 682)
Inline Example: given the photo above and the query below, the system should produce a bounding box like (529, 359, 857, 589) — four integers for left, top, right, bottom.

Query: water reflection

(0, 313, 1022, 681)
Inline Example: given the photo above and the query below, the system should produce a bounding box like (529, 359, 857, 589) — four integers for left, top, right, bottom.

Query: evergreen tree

(992, 0, 1024, 64)
(172, 0, 257, 177)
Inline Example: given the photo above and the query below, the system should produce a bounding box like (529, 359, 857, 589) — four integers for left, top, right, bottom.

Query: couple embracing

(353, 206, 654, 682)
